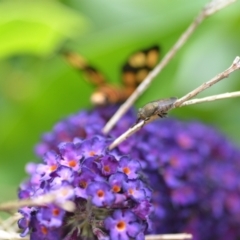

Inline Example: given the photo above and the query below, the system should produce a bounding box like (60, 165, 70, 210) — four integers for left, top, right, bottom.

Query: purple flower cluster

(27, 106, 240, 240)
(35, 106, 133, 157)
(18, 136, 152, 240)
(140, 119, 240, 239)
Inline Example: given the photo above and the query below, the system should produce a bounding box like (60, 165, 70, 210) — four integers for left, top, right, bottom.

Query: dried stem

(108, 122, 143, 150)
(180, 91, 240, 106)
(0, 230, 29, 240)
(102, 0, 237, 134)
(145, 233, 192, 240)
(108, 56, 240, 150)
(174, 56, 240, 107)
(0, 229, 192, 240)
(0, 187, 75, 213)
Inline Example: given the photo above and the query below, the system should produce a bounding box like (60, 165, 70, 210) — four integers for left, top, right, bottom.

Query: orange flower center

(41, 226, 48, 235)
(50, 165, 57, 172)
(68, 160, 77, 168)
(97, 190, 104, 198)
(129, 188, 134, 195)
(116, 221, 126, 231)
(89, 151, 96, 156)
(103, 165, 110, 172)
(79, 180, 87, 188)
(52, 208, 60, 216)
(123, 167, 130, 175)
(112, 185, 121, 193)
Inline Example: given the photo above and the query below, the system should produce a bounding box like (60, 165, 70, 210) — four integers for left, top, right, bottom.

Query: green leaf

(0, 0, 89, 58)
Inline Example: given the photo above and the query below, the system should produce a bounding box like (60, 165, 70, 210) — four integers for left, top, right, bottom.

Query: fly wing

(157, 97, 178, 113)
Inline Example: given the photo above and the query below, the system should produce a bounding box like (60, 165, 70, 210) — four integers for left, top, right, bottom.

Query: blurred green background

(0, 0, 240, 202)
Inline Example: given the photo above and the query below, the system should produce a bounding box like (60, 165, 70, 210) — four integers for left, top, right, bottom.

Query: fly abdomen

(156, 97, 177, 114)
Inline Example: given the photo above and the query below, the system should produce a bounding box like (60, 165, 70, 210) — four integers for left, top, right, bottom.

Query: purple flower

(34, 107, 134, 157)
(51, 166, 74, 186)
(73, 167, 96, 198)
(18, 207, 32, 237)
(86, 182, 115, 207)
(118, 157, 141, 180)
(33, 105, 240, 239)
(132, 200, 153, 220)
(58, 142, 82, 171)
(80, 136, 107, 158)
(29, 215, 63, 240)
(37, 204, 65, 227)
(99, 155, 118, 176)
(123, 179, 149, 202)
(108, 172, 127, 193)
(18, 136, 152, 240)
(104, 210, 145, 240)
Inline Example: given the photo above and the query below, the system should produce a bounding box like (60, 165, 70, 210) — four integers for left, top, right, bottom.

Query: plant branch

(0, 187, 75, 213)
(0, 230, 192, 240)
(102, 0, 237, 134)
(0, 230, 29, 240)
(108, 56, 240, 150)
(174, 56, 240, 107)
(180, 91, 240, 106)
(145, 233, 192, 240)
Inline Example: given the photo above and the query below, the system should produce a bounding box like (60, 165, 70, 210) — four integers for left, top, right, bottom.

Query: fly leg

(158, 112, 168, 118)
(132, 117, 149, 128)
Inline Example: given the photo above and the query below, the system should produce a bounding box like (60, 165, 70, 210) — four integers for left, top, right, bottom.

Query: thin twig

(108, 122, 143, 150)
(102, 0, 237, 134)
(108, 56, 240, 150)
(0, 187, 75, 213)
(145, 233, 192, 240)
(174, 56, 240, 107)
(0, 230, 29, 240)
(0, 230, 192, 240)
(180, 91, 240, 106)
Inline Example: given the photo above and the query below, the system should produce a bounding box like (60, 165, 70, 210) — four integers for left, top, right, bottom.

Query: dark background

(0, 0, 240, 202)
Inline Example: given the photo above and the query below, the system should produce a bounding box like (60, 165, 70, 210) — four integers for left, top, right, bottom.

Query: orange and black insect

(62, 45, 160, 106)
